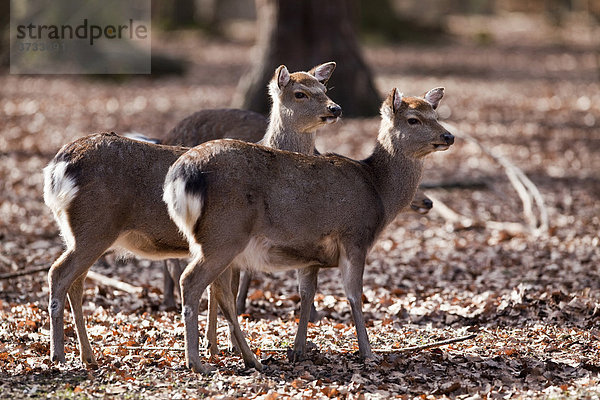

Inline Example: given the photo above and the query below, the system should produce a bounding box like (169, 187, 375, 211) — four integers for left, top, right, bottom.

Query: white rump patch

(43, 161, 79, 249)
(163, 177, 203, 246)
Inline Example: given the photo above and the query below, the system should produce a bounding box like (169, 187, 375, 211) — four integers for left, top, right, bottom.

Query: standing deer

(161, 109, 433, 315)
(162, 63, 340, 357)
(163, 87, 454, 373)
(42, 63, 340, 369)
(160, 73, 435, 361)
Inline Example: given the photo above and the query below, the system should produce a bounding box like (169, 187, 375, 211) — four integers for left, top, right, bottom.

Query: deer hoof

(82, 356, 98, 369)
(287, 348, 304, 363)
(189, 360, 216, 374)
(51, 352, 66, 364)
(243, 356, 263, 371)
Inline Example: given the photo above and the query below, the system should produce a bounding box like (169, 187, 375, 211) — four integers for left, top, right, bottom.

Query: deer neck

(365, 139, 424, 226)
(261, 107, 316, 154)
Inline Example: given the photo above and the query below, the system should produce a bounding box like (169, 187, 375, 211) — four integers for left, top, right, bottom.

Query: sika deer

(43, 63, 340, 368)
(164, 62, 340, 356)
(163, 68, 434, 360)
(163, 87, 454, 373)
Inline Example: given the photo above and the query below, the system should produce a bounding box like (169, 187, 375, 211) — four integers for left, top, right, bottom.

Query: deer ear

(309, 62, 336, 84)
(424, 87, 444, 110)
(274, 65, 291, 89)
(393, 88, 403, 113)
(382, 88, 403, 120)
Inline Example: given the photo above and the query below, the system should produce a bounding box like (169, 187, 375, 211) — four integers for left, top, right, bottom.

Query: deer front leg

(339, 249, 373, 361)
(290, 265, 319, 362)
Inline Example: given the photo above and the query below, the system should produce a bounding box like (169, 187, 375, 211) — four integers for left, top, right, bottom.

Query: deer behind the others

(43, 63, 341, 369)
(163, 87, 454, 373)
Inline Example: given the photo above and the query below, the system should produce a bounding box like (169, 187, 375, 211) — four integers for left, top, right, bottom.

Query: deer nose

(442, 132, 454, 145)
(423, 198, 433, 209)
(328, 104, 342, 117)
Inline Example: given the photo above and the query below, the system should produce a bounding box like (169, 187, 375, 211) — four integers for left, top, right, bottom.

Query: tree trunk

(0, 0, 9, 66)
(172, 0, 196, 27)
(232, 0, 380, 117)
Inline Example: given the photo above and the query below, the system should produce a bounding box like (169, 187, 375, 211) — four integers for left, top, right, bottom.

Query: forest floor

(1, 14, 599, 400)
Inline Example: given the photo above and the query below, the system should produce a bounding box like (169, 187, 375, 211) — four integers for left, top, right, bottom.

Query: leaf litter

(1, 19, 600, 399)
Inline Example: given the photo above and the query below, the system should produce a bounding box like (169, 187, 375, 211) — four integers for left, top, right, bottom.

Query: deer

(160, 97, 435, 359)
(42, 62, 341, 369)
(162, 63, 340, 357)
(160, 103, 433, 314)
(162, 86, 454, 373)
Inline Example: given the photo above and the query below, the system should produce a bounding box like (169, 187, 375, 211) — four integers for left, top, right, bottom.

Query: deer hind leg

(67, 273, 95, 366)
(49, 237, 114, 365)
(236, 270, 253, 315)
(212, 269, 262, 371)
(180, 248, 247, 373)
(205, 284, 219, 357)
(228, 267, 242, 353)
(206, 266, 242, 357)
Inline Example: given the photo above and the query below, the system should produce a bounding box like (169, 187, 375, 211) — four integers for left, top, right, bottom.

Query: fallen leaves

(1, 13, 600, 400)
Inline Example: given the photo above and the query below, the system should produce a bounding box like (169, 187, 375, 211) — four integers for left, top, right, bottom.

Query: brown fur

(164, 88, 454, 372)
(43, 63, 340, 370)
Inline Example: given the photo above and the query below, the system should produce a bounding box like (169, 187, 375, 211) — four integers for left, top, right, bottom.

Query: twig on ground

(420, 180, 488, 190)
(0, 253, 20, 270)
(86, 270, 145, 295)
(0, 265, 49, 280)
(104, 345, 186, 351)
(260, 334, 477, 354)
(426, 192, 529, 235)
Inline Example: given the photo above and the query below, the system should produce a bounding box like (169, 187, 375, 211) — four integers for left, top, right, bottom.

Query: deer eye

(407, 118, 421, 125)
(294, 92, 307, 99)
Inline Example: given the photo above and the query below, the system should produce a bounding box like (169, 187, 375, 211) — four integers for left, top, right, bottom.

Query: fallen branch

(0, 265, 50, 280)
(104, 345, 185, 351)
(439, 122, 548, 236)
(260, 334, 477, 354)
(0, 260, 145, 295)
(425, 192, 529, 235)
(108, 334, 477, 355)
(420, 180, 488, 190)
(86, 270, 145, 295)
